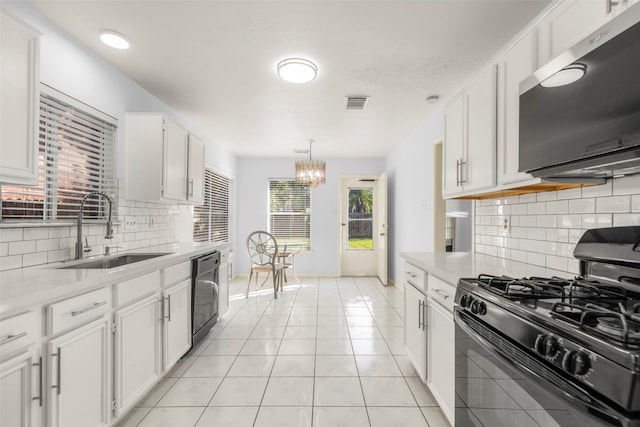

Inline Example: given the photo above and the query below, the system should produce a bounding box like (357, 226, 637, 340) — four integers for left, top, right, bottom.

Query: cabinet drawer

(428, 275, 456, 313)
(48, 288, 110, 335)
(0, 311, 39, 359)
(163, 261, 191, 287)
(404, 263, 427, 292)
(116, 270, 161, 307)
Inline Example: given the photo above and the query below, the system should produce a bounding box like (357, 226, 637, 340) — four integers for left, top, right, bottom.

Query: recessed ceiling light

(99, 30, 130, 50)
(277, 58, 317, 84)
(540, 63, 586, 88)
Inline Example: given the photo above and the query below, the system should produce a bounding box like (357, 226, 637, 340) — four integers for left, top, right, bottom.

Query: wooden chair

(245, 231, 287, 299)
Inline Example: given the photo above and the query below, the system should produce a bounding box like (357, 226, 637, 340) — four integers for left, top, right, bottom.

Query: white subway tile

(546, 228, 569, 242)
(581, 214, 612, 229)
(526, 264, 547, 277)
(527, 228, 546, 240)
(613, 213, 640, 226)
(527, 203, 546, 215)
(520, 215, 537, 227)
(568, 229, 585, 243)
(23, 252, 48, 267)
(36, 239, 59, 252)
(519, 239, 537, 252)
(612, 175, 640, 195)
(582, 181, 612, 197)
(596, 196, 631, 213)
(485, 246, 498, 257)
(510, 216, 520, 227)
(497, 205, 510, 216)
(481, 216, 492, 226)
(497, 247, 509, 259)
(536, 215, 557, 228)
(556, 243, 575, 257)
(0, 243, 7, 257)
(491, 236, 504, 247)
(49, 227, 70, 239)
(545, 200, 569, 214)
(567, 259, 580, 275)
(505, 238, 519, 249)
(527, 252, 546, 267)
(511, 250, 527, 262)
(558, 214, 582, 228)
(568, 198, 595, 214)
(476, 244, 486, 254)
(48, 250, 69, 263)
(8, 240, 35, 255)
(519, 193, 537, 203)
(512, 227, 528, 238)
(23, 228, 50, 240)
(504, 195, 520, 205)
(536, 191, 557, 202)
(0, 255, 22, 271)
(510, 204, 528, 215)
(481, 235, 492, 245)
(633, 195, 640, 212)
(537, 241, 556, 255)
(0, 228, 23, 243)
(546, 255, 567, 271)
(556, 188, 583, 200)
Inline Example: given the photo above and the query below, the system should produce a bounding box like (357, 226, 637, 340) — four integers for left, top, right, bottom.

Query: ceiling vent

(346, 96, 369, 110)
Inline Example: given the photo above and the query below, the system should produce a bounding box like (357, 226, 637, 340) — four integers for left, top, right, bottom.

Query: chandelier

(295, 139, 326, 187)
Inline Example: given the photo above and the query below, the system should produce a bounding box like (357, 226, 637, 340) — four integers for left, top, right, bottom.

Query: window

(1, 85, 117, 222)
(193, 168, 231, 243)
(268, 179, 311, 249)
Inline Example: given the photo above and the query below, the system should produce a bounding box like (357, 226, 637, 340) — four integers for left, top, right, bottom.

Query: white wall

(385, 110, 444, 286)
(235, 157, 385, 276)
(0, 2, 237, 270)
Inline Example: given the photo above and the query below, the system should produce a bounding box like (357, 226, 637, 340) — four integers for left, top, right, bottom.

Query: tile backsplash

(475, 175, 640, 277)
(0, 186, 179, 271)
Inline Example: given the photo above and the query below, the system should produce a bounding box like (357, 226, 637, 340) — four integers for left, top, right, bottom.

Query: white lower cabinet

(162, 280, 191, 371)
(114, 294, 161, 418)
(404, 282, 427, 382)
(47, 317, 111, 427)
(0, 350, 41, 427)
(427, 298, 455, 425)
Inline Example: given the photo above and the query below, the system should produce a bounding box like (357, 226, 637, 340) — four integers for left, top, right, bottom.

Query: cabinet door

(464, 66, 497, 192)
(427, 299, 455, 426)
(114, 294, 161, 417)
(404, 283, 426, 382)
(162, 119, 189, 202)
(187, 134, 205, 204)
(48, 317, 110, 427)
(443, 96, 465, 197)
(539, 0, 609, 64)
(0, 12, 39, 186)
(163, 279, 192, 371)
(0, 350, 41, 427)
(498, 32, 537, 185)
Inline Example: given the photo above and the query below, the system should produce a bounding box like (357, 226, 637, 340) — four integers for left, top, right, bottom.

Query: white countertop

(0, 242, 228, 317)
(400, 251, 555, 286)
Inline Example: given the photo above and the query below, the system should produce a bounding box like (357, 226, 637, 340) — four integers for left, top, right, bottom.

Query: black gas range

(454, 226, 640, 427)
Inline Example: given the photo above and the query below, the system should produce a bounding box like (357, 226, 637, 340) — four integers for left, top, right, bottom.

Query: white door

(163, 279, 192, 371)
(115, 294, 161, 417)
(427, 298, 455, 423)
(0, 350, 40, 427)
(162, 119, 189, 202)
(340, 174, 387, 280)
(48, 317, 110, 427)
(187, 134, 205, 204)
(404, 284, 426, 382)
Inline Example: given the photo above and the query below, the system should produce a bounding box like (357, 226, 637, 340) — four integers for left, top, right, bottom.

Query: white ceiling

(27, 0, 550, 159)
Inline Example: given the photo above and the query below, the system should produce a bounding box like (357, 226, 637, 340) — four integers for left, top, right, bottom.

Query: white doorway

(339, 174, 387, 284)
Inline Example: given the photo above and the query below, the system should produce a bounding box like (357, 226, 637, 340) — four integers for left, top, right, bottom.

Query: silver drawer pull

(433, 289, 451, 300)
(71, 301, 107, 317)
(0, 331, 28, 345)
(33, 357, 43, 406)
(407, 272, 417, 278)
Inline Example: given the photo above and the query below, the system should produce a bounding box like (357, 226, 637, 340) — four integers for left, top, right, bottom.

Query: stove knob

(460, 294, 471, 307)
(563, 351, 591, 376)
(534, 335, 560, 358)
(470, 300, 487, 315)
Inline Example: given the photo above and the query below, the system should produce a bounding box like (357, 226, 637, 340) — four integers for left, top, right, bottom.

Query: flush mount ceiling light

(99, 30, 130, 50)
(277, 58, 317, 84)
(295, 139, 326, 187)
(540, 63, 587, 88)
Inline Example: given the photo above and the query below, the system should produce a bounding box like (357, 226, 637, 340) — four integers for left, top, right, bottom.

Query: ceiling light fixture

(426, 95, 440, 104)
(99, 30, 130, 50)
(277, 58, 317, 84)
(540, 63, 586, 88)
(295, 139, 326, 187)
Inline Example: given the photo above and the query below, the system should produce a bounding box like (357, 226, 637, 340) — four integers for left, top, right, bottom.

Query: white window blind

(1, 85, 117, 222)
(268, 179, 311, 249)
(193, 168, 231, 243)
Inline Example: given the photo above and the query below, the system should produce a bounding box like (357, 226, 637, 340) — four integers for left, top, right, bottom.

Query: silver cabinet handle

(607, 0, 619, 13)
(0, 331, 27, 345)
(165, 295, 171, 322)
(418, 300, 424, 330)
(459, 159, 467, 184)
(456, 159, 460, 186)
(52, 349, 62, 395)
(433, 288, 451, 300)
(407, 272, 417, 279)
(33, 357, 43, 406)
(71, 301, 107, 317)
(188, 179, 194, 197)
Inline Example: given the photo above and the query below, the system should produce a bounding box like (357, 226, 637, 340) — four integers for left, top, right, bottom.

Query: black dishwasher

(191, 251, 220, 348)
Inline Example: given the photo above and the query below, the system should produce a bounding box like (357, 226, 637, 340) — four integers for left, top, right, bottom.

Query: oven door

(454, 307, 633, 427)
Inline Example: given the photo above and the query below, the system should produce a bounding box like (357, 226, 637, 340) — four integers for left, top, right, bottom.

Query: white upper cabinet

(126, 113, 205, 204)
(443, 66, 497, 197)
(497, 31, 538, 185)
(0, 11, 39, 186)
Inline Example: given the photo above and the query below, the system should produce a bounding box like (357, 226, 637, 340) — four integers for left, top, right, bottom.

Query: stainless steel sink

(58, 253, 172, 269)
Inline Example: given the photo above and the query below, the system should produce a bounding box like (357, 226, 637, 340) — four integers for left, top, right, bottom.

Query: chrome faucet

(75, 191, 114, 260)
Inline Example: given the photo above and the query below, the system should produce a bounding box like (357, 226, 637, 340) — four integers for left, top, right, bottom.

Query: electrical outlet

(124, 216, 137, 231)
(502, 217, 510, 234)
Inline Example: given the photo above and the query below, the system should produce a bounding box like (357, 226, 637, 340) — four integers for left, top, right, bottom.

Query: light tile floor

(115, 276, 450, 427)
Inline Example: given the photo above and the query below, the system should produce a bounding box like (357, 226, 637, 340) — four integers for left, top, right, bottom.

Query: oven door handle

(454, 308, 622, 421)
